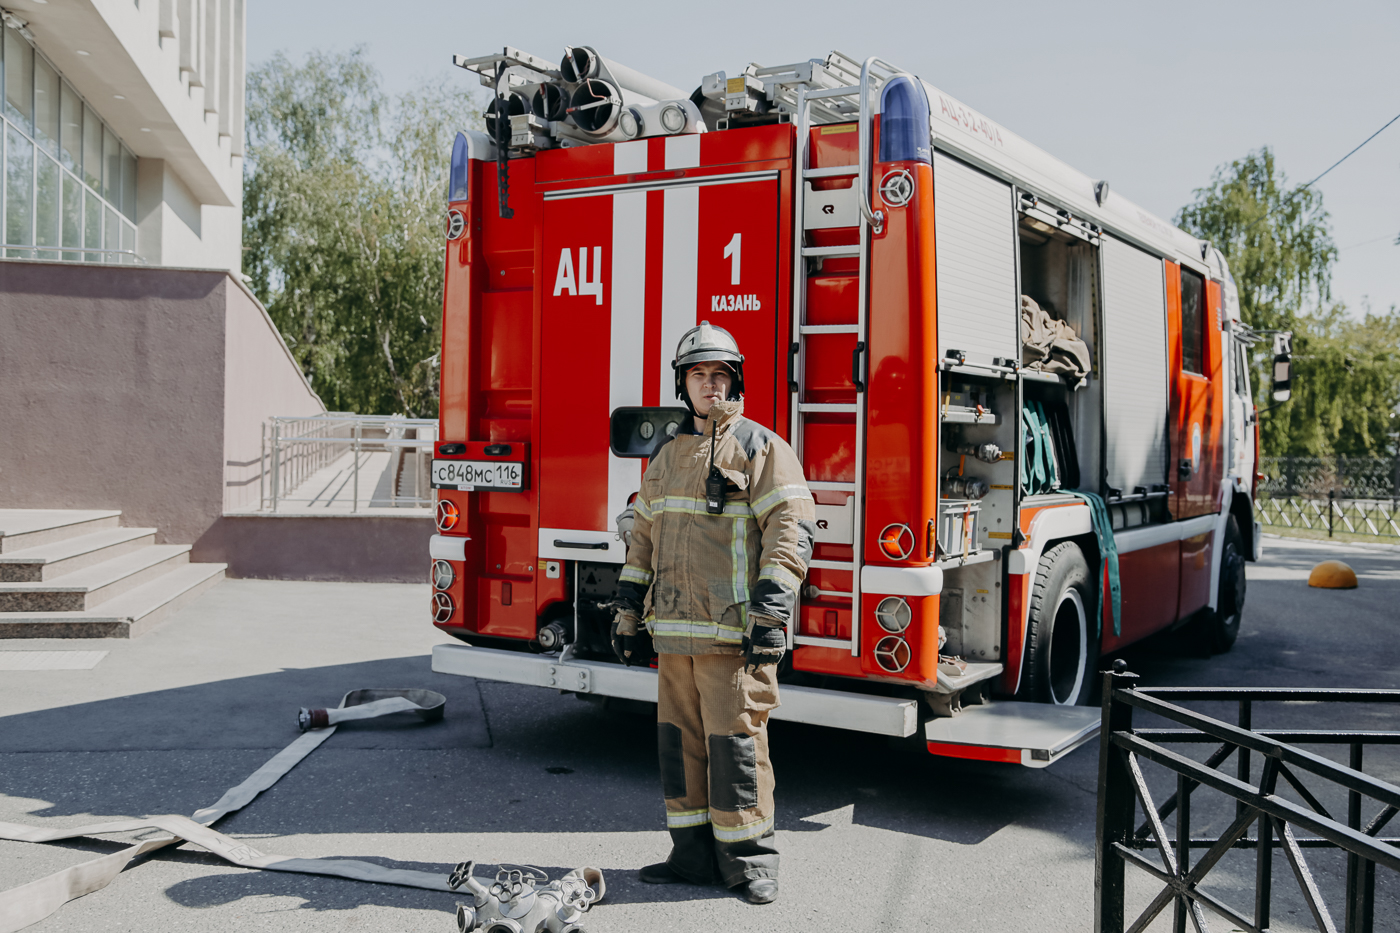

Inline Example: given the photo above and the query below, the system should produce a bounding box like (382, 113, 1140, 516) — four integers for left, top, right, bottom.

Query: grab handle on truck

(851, 341, 866, 392)
(554, 540, 609, 550)
(788, 342, 800, 393)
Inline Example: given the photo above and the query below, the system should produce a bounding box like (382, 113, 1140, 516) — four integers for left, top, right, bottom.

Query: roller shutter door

(932, 152, 1018, 368)
(1101, 235, 1169, 495)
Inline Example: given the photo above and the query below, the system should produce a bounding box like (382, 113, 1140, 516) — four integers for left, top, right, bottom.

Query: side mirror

(610, 407, 689, 459)
(1271, 332, 1293, 403)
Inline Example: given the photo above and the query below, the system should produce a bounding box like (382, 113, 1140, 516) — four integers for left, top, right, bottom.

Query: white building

(0, 0, 243, 270)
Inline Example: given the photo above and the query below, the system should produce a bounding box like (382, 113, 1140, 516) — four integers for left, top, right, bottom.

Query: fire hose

(0, 688, 605, 933)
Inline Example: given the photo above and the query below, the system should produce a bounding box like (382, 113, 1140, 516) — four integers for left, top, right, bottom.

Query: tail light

(874, 597, 911, 633)
(432, 592, 455, 623)
(873, 635, 911, 673)
(436, 499, 459, 532)
(432, 560, 455, 590)
(878, 523, 915, 560)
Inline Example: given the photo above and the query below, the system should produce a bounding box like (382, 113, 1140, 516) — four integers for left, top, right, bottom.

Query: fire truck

(426, 47, 1281, 767)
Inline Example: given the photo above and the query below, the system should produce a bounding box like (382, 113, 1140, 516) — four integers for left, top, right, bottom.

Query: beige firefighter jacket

(614, 399, 816, 656)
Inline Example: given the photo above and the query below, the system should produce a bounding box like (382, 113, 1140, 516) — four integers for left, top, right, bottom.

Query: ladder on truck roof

(786, 58, 902, 658)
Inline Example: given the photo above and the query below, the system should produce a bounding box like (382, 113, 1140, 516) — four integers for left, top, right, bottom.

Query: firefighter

(610, 321, 815, 906)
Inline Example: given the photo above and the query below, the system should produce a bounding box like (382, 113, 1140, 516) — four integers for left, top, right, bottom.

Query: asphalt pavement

(1, 534, 1397, 932)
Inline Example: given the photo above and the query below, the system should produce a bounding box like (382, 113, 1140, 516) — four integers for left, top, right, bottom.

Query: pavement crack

(474, 678, 495, 748)
(1040, 766, 1099, 798)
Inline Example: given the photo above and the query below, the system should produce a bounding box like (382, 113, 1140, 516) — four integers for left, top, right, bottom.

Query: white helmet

(672, 321, 745, 410)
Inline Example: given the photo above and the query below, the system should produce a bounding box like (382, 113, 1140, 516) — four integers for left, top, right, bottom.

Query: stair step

(0, 510, 122, 554)
(802, 245, 860, 258)
(808, 559, 855, 570)
(799, 324, 860, 335)
(807, 482, 856, 492)
(793, 635, 854, 649)
(0, 545, 191, 612)
(803, 165, 858, 179)
(0, 527, 157, 582)
(0, 562, 226, 638)
(799, 403, 858, 413)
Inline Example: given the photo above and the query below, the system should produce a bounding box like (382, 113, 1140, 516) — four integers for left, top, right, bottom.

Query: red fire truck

(427, 47, 1280, 767)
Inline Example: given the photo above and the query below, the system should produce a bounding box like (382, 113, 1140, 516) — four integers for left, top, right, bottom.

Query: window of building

(1180, 267, 1206, 375)
(0, 24, 137, 263)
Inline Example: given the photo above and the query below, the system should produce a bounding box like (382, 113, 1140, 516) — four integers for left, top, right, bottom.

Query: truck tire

(1192, 516, 1246, 654)
(1022, 542, 1098, 706)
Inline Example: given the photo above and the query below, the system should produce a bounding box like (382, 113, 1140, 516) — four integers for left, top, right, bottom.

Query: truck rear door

(536, 132, 792, 564)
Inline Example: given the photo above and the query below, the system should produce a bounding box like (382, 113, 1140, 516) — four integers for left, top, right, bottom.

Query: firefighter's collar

(705, 399, 744, 431)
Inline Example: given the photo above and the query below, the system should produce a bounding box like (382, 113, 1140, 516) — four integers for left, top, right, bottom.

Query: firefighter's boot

(657, 652, 780, 888)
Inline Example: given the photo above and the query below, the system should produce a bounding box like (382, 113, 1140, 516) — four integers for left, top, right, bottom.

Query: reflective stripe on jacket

(615, 399, 815, 656)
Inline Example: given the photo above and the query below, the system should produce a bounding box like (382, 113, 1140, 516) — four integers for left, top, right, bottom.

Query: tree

(1177, 148, 1399, 457)
(243, 49, 482, 416)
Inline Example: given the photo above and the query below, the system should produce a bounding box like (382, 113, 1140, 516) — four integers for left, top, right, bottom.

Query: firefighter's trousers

(656, 652, 779, 886)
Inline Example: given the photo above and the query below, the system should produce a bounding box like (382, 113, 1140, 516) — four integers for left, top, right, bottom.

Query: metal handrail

(1097, 666, 1400, 933)
(259, 413, 437, 513)
(1, 244, 147, 262)
(856, 56, 912, 235)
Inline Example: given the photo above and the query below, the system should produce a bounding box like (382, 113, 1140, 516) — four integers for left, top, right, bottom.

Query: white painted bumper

(431, 643, 919, 737)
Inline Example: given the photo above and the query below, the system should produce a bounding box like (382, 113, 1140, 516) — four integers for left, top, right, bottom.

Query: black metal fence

(1259, 456, 1400, 501)
(1096, 665, 1400, 933)
(1257, 456, 1400, 539)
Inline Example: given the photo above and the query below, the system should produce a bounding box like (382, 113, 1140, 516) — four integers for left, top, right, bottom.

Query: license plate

(431, 459, 523, 491)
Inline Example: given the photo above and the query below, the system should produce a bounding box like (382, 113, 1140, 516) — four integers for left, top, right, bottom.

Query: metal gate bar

(1096, 668, 1400, 933)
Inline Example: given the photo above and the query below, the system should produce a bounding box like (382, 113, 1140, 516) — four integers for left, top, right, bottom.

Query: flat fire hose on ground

(0, 688, 453, 933)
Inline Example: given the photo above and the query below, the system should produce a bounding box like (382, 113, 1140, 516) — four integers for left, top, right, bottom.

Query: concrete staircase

(0, 510, 225, 637)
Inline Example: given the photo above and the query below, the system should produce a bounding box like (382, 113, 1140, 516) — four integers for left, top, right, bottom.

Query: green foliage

(1275, 307, 1400, 456)
(243, 49, 482, 416)
(1177, 147, 1399, 457)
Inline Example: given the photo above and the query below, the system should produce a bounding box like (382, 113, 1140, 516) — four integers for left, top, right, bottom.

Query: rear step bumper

(432, 643, 918, 737)
(923, 702, 1100, 768)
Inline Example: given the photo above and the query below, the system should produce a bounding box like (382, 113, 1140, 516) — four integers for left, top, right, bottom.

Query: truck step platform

(923, 701, 1100, 768)
(432, 643, 919, 737)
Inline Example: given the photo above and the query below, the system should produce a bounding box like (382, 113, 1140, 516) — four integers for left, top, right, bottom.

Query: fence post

(271, 421, 281, 512)
(1392, 450, 1399, 510)
(1096, 659, 1139, 933)
(1329, 488, 1336, 538)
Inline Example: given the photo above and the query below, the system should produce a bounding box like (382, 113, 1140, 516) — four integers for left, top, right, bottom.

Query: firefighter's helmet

(672, 321, 745, 409)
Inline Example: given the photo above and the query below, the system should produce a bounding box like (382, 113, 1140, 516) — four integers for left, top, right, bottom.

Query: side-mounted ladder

(783, 57, 904, 657)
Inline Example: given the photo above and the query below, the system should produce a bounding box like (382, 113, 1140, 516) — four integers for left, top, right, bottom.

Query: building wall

(0, 260, 229, 544)
(0, 260, 322, 549)
(6, 0, 246, 271)
(223, 278, 322, 513)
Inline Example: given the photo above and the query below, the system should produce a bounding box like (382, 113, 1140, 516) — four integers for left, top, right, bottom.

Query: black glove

(742, 618, 787, 671)
(611, 609, 641, 666)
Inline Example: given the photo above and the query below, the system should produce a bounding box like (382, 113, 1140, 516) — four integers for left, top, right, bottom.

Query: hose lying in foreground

(0, 688, 605, 933)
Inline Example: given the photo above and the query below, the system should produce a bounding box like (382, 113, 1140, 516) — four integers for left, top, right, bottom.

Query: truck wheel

(1023, 542, 1098, 706)
(1193, 516, 1246, 655)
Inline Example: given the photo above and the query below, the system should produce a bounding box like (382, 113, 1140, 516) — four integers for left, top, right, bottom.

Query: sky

(247, 0, 1400, 316)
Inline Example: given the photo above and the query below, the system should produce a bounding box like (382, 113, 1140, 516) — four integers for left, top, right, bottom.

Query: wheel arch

(1002, 499, 1098, 696)
(1229, 484, 1257, 563)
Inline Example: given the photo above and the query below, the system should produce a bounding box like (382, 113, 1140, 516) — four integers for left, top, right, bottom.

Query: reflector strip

(712, 816, 773, 843)
(609, 189, 647, 522)
(647, 619, 745, 644)
(750, 483, 813, 517)
(645, 496, 755, 518)
(758, 564, 802, 594)
(665, 808, 711, 829)
(926, 741, 1022, 764)
(620, 566, 654, 586)
(659, 185, 699, 405)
